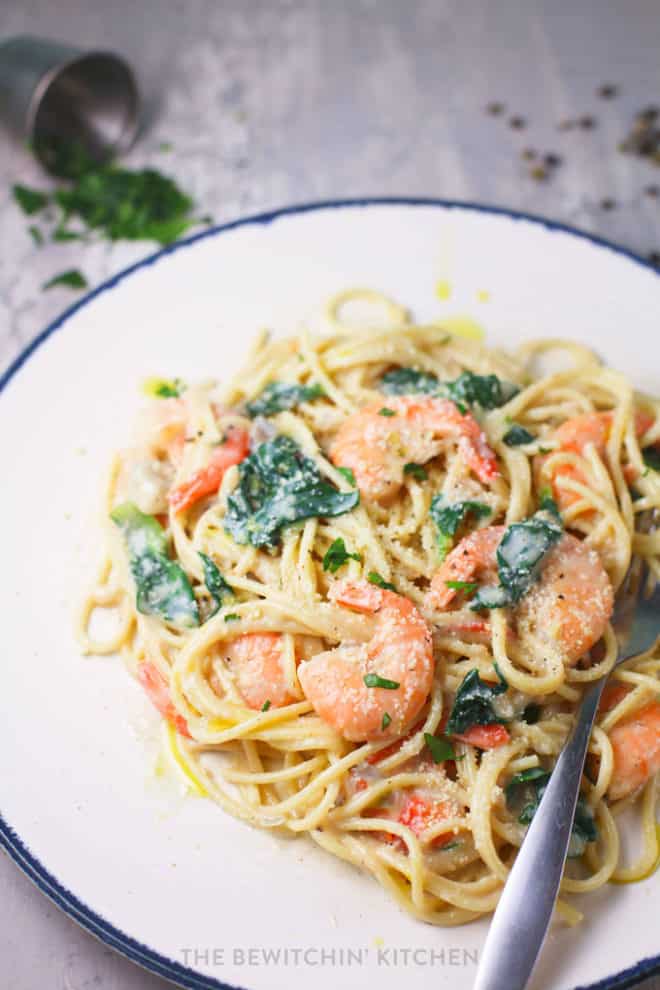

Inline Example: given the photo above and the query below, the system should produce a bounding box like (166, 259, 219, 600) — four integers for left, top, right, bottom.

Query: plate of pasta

(1, 199, 659, 990)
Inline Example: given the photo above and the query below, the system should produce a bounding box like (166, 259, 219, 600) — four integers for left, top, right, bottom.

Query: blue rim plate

(0, 197, 658, 990)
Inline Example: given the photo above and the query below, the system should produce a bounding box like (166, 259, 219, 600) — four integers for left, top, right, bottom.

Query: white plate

(1, 200, 659, 990)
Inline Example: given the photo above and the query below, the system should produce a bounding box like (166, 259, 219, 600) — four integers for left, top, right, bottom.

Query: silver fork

(474, 557, 660, 990)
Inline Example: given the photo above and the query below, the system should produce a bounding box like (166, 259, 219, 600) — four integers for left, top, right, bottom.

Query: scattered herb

(364, 673, 400, 690)
(245, 381, 324, 417)
(403, 462, 428, 481)
(509, 116, 526, 129)
(600, 197, 617, 210)
(446, 668, 508, 736)
(367, 571, 396, 591)
(486, 102, 505, 116)
(619, 107, 660, 163)
(12, 184, 49, 215)
(424, 733, 455, 763)
(378, 407, 396, 417)
(224, 435, 359, 549)
(530, 165, 548, 182)
(322, 537, 362, 573)
(440, 841, 460, 851)
(43, 268, 88, 291)
(445, 580, 478, 594)
(28, 225, 43, 246)
(429, 493, 491, 559)
(521, 148, 537, 161)
(381, 712, 392, 730)
(579, 115, 596, 130)
(337, 466, 357, 486)
(110, 502, 199, 627)
(143, 376, 185, 398)
(522, 703, 542, 724)
(52, 225, 82, 242)
(503, 424, 535, 446)
(598, 84, 618, 100)
(471, 505, 563, 611)
(261, 700, 271, 712)
(379, 367, 439, 396)
(199, 552, 233, 618)
(506, 768, 597, 857)
(643, 447, 660, 472)
(224, 613, 240, 622)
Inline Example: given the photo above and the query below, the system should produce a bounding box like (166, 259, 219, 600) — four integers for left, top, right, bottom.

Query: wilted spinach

(245, 381, 324, 417)
(445, 667, 508, 736)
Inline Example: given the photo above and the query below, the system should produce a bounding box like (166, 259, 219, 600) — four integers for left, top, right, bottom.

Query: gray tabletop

(1, 2, 659, 988)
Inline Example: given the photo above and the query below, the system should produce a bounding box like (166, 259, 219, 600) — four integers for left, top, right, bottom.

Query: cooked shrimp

(297, 579, 434, 742)
(536, 409, 654, 509)
(169, 426, 249, 513)
(427, 526, 614, 665)
(329, 396, 499, 502)
(223, 633, 322, 710)
(607, 701, 660, 801)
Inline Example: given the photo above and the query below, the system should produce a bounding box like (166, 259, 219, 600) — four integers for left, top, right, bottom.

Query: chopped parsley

(143, 377, 186, 398)
(403, 462, 428, 481)
(261, 700, 271, 712)
(429, 494, 491, 559)
(224, 613, 240, 622)
(337, 466, 357, 486)
(12, 184, 49, 215)
(378, 407, 396, 417)
(445, 580, 478, 594)
(42, 268, 88, 291)
(446, 667, 508, 736)
(471, 504, 563, 611)
(380, 367, 440, 395)
(424, 733, 456, 763)
(364, 673, 400, 690)
(322, 537, 362, 573)
(224, 435, 359, 549)
(643, 447, 660, 472)
(503, 424, 535, 446)
(199, 552, 233, 619)
(367, 571, 396, 591)
(28, 225, 44, 246)
(245, 381, 324, 417)
(110, 502, 199, 627)
(381, 712, 392, 730)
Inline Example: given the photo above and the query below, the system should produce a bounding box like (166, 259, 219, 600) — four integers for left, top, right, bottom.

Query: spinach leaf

(424, 733, 456, 763)
(380, 367, 440, 395)
(443, 371, 520, 411)
(503, 424, 535, 446)
(224, 436, 359, 549)
(322, 537, 362, 573)
(403, 462, 428, 481)
(522, 703, 542, 724)
(13, 184, 49, 215)
(506, 768, 597, 858)
(43, 268, 88, 291)
(643, 447, 660, 472)
(471, 506, 562, 611)
(111, 502, 199, 627)
(245, 381, 324, 417)
(199, 552, 233, 618)
(429, 493, 491, 559)
(445, 668, 508, 736)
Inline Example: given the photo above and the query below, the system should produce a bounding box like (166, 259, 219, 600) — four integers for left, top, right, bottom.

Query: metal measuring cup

(0, 35, 140, 175)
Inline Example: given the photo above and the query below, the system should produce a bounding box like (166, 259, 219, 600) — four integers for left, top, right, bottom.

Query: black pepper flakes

(597, 84, 618, 99)
(600, 197, 617, 210)
(558, 118, 575, 131)
(486, 102, 505, 116)
(649, 251, 660, 268)
(645, 185, 660, 199)
(579, 115, 596, 130)
(521, 148, 537, 161)
(544, 152, 562, 168)
(509, 116, 526, 130)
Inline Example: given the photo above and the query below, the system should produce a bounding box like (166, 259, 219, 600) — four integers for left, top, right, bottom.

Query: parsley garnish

(13, 184, 49, 215)
(224, 613, 240, 622)
(367, 571, 396, 591)
(199, 552, 233, 619)
(43, 269, 88, 291)
(381, 712, 392, 730)
(503, 424, 535, 446)
(446, 668, 508, 736)
(429, 494, 491, 559)
(364, 673, 400, 690)
(403, 462, 428, 481)
(246, 381, 324, 417)
(337, 466, 357, 486)
(378, 407, 396, 417)
(143, 377, 185, 398)
(261, 700, 271, 712)
(445, 580, 478, 594)
(424, 733, 455, 763)
(28, 225, 43, 246)
(322, 537, 362, 573)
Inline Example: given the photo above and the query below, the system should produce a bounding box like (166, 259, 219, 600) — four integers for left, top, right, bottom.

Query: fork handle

(474, 677, 606, 990)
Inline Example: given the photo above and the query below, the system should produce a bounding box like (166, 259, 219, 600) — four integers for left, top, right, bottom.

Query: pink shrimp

(225, 633, 322, 711)
(297, 579, 434, 742)
(329, 396, 499, 503)
(168, 426, 249, 513)
(426, 526, 614, 666)
(607, 701, 660, 801)
(536, 409, 656, 510)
